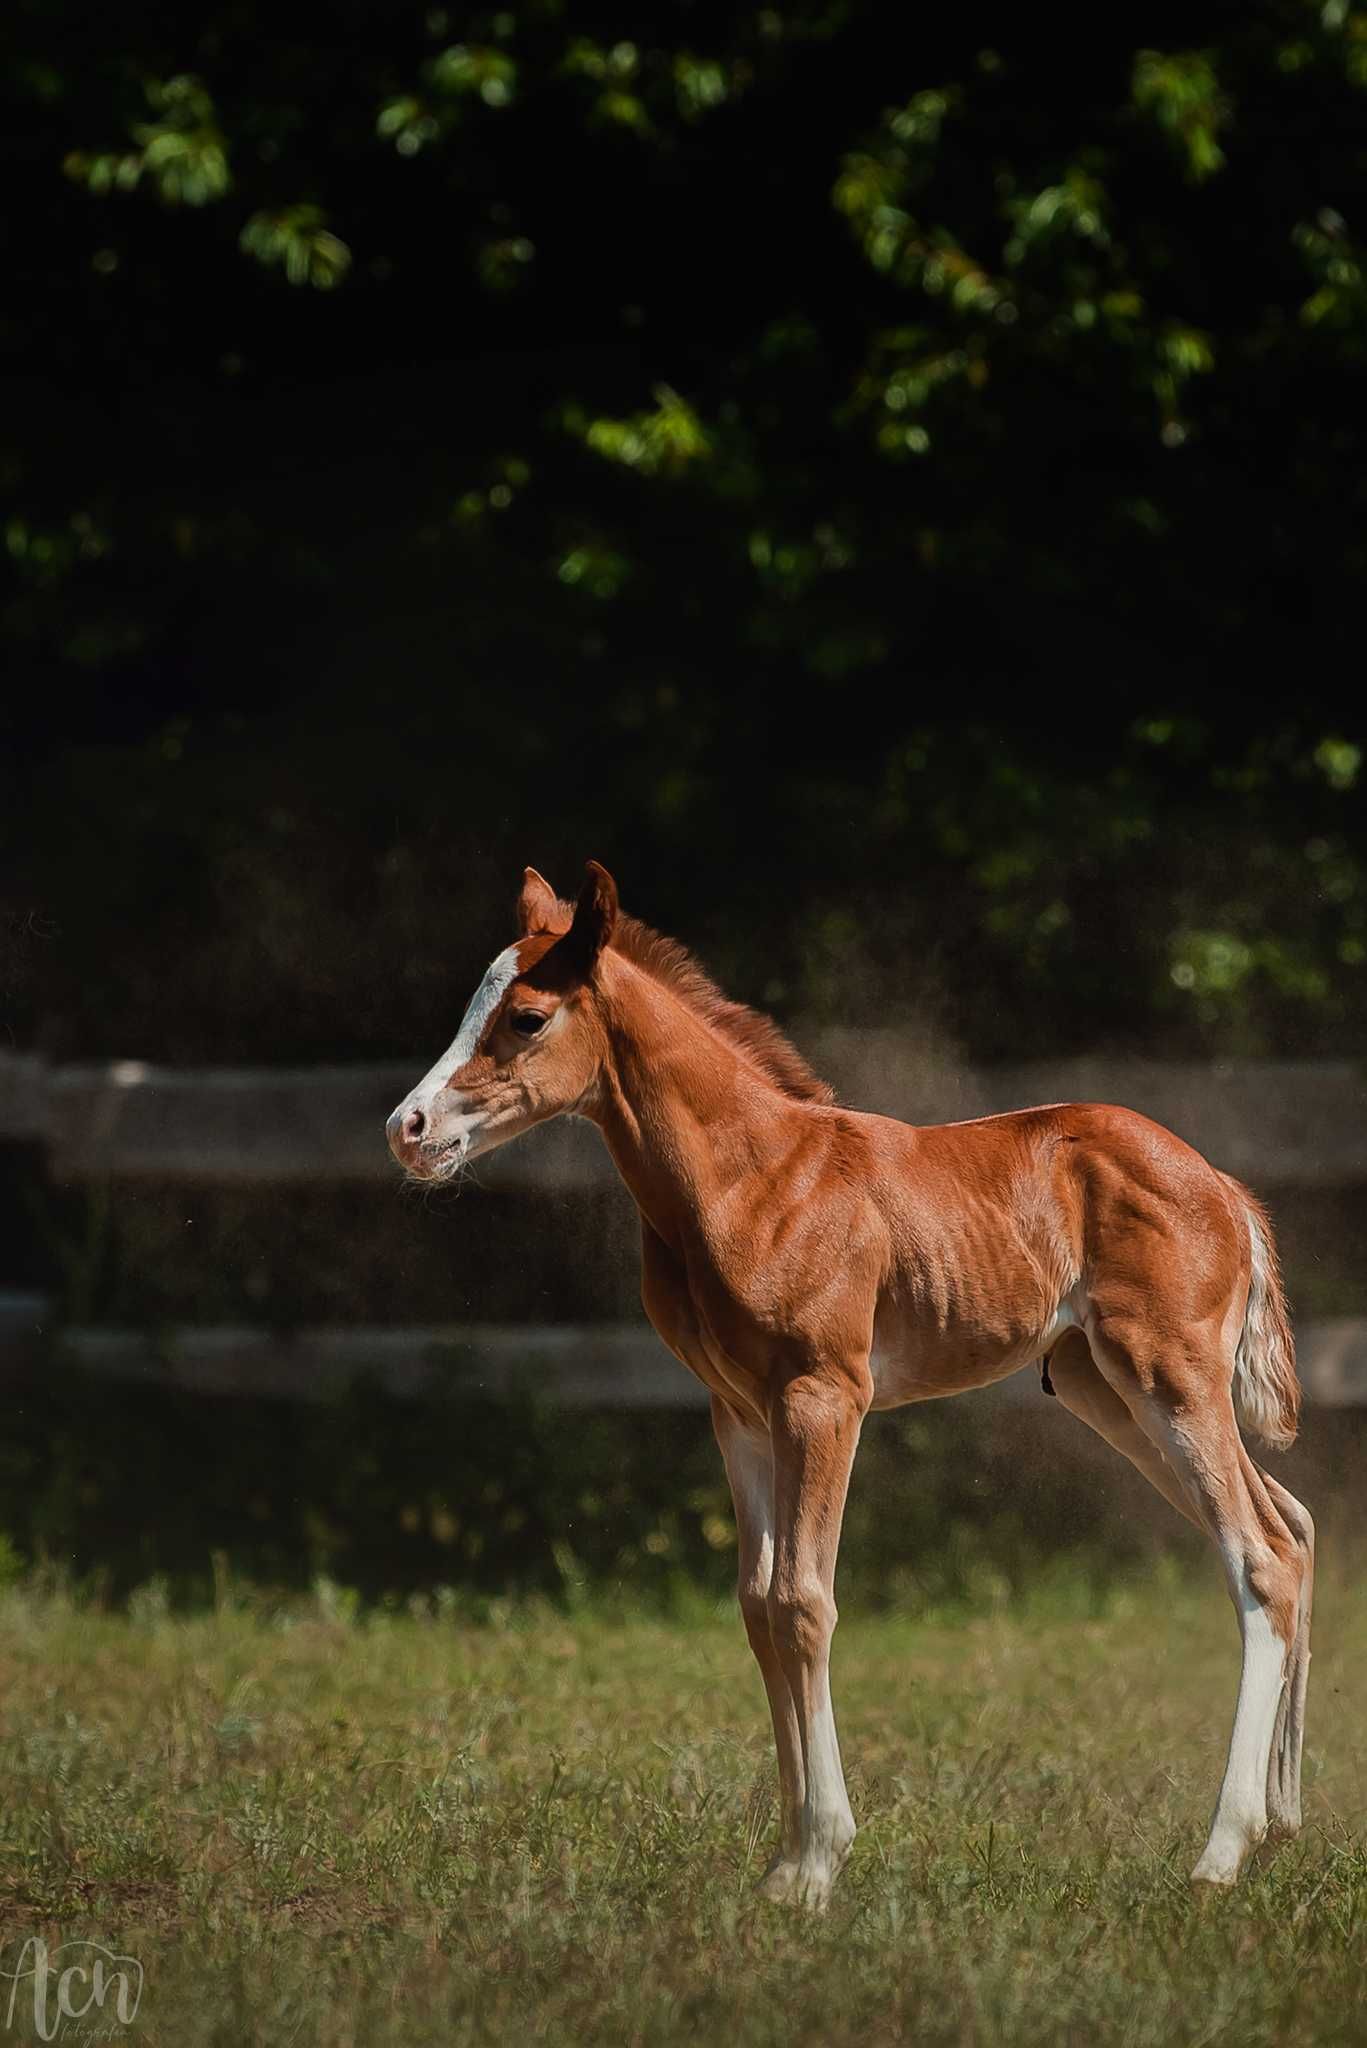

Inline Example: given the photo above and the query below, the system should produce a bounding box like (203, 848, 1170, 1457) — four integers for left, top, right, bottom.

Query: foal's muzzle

(386, 1102, 424, 1166)
(386, 1097, 475, 1179)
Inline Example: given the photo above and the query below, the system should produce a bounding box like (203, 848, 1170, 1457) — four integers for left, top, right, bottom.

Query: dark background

(3, 0, 1365, 1604)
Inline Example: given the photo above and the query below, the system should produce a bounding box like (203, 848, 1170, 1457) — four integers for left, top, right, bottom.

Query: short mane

(610, 913, 835, 1105)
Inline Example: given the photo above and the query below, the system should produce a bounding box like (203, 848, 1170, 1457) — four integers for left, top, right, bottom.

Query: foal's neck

(587, 953, 813, 1253)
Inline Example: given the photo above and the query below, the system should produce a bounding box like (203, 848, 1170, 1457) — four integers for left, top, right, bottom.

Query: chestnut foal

(388, 862, 1313, 1908)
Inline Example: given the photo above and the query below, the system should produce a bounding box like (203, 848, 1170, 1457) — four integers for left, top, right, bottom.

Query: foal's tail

(1222, 1177, 1300, 1450)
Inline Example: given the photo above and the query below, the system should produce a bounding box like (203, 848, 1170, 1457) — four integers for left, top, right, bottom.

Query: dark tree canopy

(3, 1, 1365, 1063)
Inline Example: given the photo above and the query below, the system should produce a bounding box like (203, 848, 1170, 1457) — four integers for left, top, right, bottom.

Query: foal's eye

(510, 1010, 547, 1039)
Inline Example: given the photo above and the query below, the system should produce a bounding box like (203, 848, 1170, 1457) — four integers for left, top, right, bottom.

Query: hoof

(1189, 1863, 1240, 1891)
(1191, 1816, 1265, 1889)
(1190, 1844, 1253, 1889)
(756, 1815, 855, 1910)
(755, 1853, 845, 1912)
(789, 1832, 854, 1913)
(754, 1858, 801, 1903)
(793, 1868, 835, 1913)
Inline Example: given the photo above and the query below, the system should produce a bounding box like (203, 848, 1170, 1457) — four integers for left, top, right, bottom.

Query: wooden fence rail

(2, 1044, 1365, 1186)
(1, 1298, 1366, 1407)
(4, 1045, 1365, 1404)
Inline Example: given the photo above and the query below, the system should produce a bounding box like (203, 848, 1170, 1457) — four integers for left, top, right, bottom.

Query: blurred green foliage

(2, 1344, 1358, 1609)
(2, 2, 1366, 1063)
(0, 1351, 1191, 1607)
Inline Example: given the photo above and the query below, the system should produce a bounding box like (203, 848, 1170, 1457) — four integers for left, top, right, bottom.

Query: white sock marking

(1193, 1580, 1287, 1883)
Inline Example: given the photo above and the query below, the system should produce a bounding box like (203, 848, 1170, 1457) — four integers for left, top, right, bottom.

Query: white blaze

(409, 944, 521, 1105)
(447, 945, 522, 1069)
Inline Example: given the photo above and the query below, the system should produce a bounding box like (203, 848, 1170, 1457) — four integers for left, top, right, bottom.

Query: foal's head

(386, 863, 618, 1180)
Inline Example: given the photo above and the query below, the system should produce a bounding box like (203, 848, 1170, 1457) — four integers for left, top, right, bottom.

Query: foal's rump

(1043, 1101, 1299, 1449)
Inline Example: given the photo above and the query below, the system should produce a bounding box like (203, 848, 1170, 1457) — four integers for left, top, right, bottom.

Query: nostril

(402, 1106, 426, 1143)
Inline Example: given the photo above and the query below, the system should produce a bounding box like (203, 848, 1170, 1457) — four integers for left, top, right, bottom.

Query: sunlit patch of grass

(0, 1566, 1364, 2045)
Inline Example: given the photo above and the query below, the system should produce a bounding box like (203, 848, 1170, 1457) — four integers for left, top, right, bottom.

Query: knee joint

(766, 1583, 835, 1661)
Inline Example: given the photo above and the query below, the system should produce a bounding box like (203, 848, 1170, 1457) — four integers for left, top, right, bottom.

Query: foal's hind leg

(1050, 1333, 1313, 1852)
(1254, 1462, 1314, 1838)
(1087, 1319, 1308, 1886)
(1047, 1330, 1200, 1531)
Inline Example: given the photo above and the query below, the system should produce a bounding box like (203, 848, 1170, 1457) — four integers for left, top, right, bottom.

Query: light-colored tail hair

(1223, 1177, 1299, 1450)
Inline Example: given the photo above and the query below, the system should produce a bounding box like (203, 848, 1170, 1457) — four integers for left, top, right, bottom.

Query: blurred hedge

(6, 5, 1367, 1074)
(4, 1346, 1355, 1614)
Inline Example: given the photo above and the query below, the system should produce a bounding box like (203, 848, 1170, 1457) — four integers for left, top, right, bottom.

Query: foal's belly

(868, 1299, 1081, 1410)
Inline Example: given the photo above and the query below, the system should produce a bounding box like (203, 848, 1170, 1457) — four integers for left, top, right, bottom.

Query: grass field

(1, 1565, 1364, 2047)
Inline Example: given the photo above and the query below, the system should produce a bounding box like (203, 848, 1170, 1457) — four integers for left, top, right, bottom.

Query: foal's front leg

(766, 1371, 866, 1909)
(712, 1398, 806, 1897)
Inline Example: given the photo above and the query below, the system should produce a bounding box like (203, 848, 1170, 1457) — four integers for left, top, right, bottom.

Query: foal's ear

(563, 860, 619, 976)
(517, 866, 566, 936)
